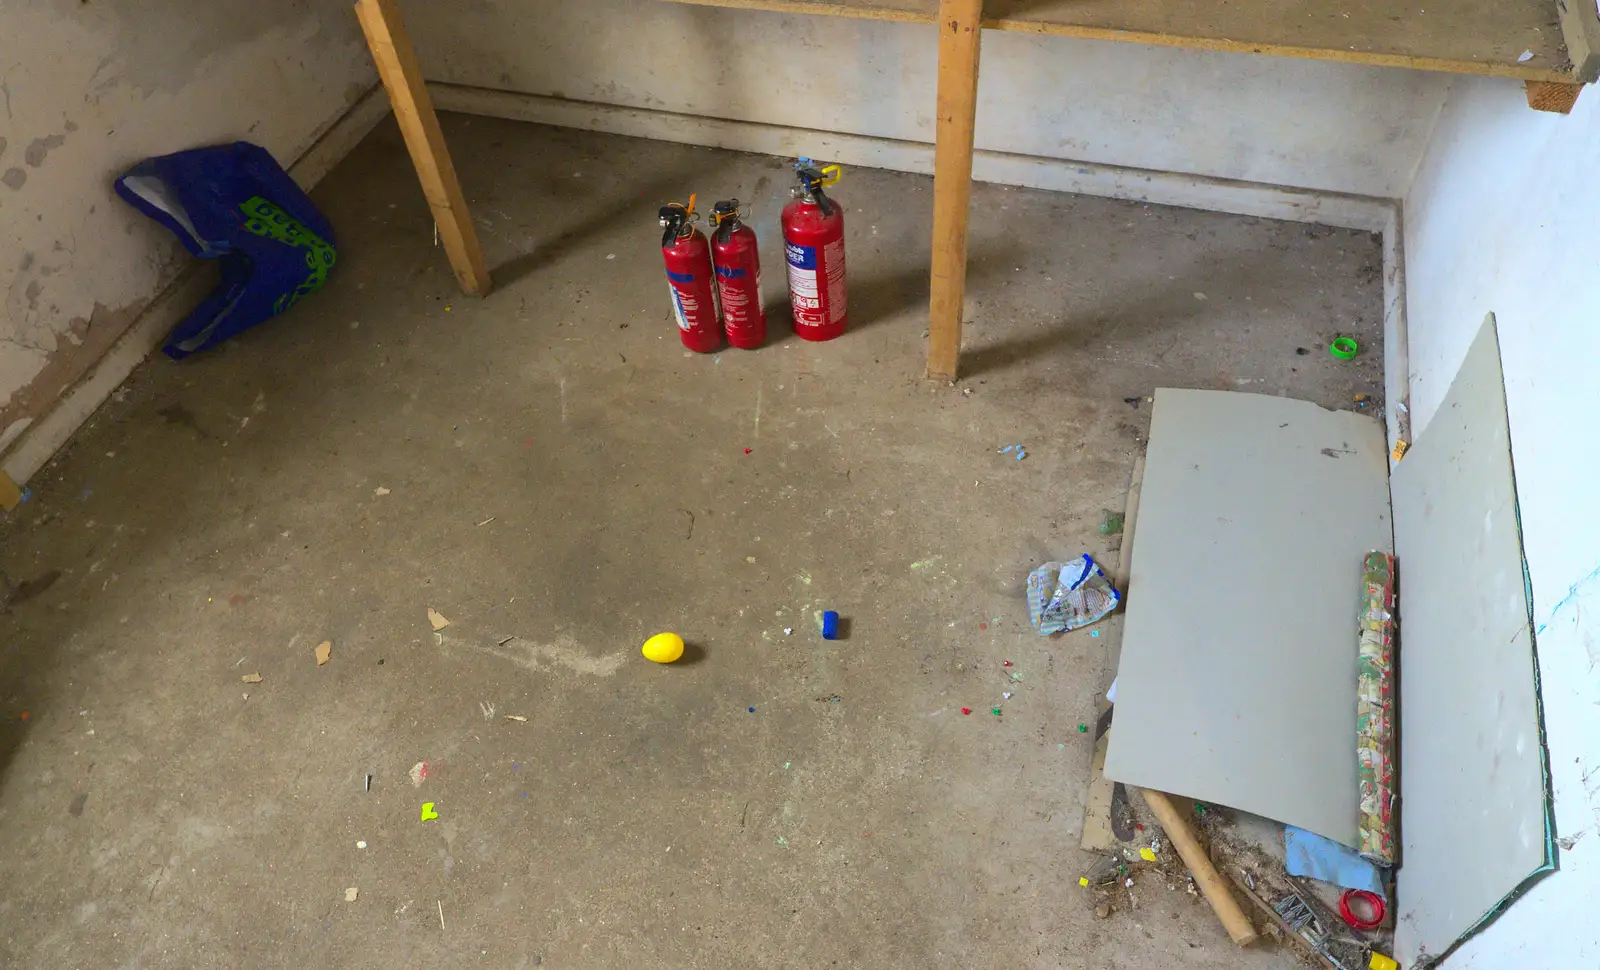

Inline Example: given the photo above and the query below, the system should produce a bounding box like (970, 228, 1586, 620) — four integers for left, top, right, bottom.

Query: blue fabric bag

(114, 141, 336, 359)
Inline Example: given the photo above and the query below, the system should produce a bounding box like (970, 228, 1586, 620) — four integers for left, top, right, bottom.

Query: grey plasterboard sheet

(1103, 389, 1392, 847)
(1392, 315, 1554, 969)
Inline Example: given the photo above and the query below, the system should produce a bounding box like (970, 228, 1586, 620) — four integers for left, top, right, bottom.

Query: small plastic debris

(356, 840, 367, 849)
(961, 708, 972, 715)
(991, 707, 1002, 716)
(314, 640, 332, 666)
(1027, 555, 1120, 635)
(1124, 877, 1135, 888)
(1015, 450, 1027, 460)
(1139, 847, 1158, 862)
(1002, 692, 1012, 700)
(241, 672, 263, 684)
(1369, 954, 1399, 970)
(1077, 724, 1088, 732)
(1090, 630, 1101, 637)
(497, 635, 515, 646)
(1391, 440, 1410, 462)
(1339, 888, 1387, 930)
(821, 610, 840, 640)
(409, 761, 429, 787)
(427, 608, 451, 631)
(999, 445, 1016, 453)
(1098, 511, 1125, 535)
(504, 714, 528, 722)
(744, 448, 752, 454)
(476, 516, 496, 527)
(345, 887, 359, 902)
(783, 627, 793, 636)
(1518, 48, 1534, 62)
(748, 707, 756, 713)
(1329, 336, 1360, 359)
(1002, 660, 1013, 667)
(1079, 876, 1090, 887)
(374, 486, 390, 496)
(420, 802, 439, 821)
(1194, 802, 1208, 816)
(365, 774, 372, 792)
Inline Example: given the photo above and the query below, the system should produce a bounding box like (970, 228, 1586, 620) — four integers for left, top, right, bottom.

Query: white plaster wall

(0, 0, 375, 445)
(400, 0, 1448, 200)
(1403, 77, 1600, 967)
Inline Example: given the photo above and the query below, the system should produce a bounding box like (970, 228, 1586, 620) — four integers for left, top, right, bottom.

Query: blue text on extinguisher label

(785, 243, 817, 270)
(786, 243, 821, 310)
(666, 270, 695, 283)
(716, 265, 747, 279)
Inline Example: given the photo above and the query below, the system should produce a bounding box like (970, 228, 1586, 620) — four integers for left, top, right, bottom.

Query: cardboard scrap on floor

(428, 608, 450, 631)
(1104, 389, 1392, 848)
(315, 640, 332, 665)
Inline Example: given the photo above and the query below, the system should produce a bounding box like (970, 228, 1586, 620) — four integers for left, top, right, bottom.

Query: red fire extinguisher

(782, 161, 847, 342)
(659, 195, 723, 354)
(710, 199, 766, 350)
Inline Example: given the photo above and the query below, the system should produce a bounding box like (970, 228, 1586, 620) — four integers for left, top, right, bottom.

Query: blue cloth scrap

(114, 141, 337, 359)
(1285, 825, 1385, 896)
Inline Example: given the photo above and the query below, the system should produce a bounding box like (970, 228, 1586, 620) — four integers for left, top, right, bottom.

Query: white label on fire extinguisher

(786, 243, 821, 311)
(824, 238, 846, 323)
(668, 282, 692, 332)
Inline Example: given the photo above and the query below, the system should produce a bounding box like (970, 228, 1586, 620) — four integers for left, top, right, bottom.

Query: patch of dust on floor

(466, 635, 628, 677)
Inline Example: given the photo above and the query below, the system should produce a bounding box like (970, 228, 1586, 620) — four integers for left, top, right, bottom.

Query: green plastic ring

(1329, 337, 1359, 360)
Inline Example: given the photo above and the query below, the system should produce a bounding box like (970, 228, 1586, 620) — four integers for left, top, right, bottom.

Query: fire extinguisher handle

(813, 188, 835, 218)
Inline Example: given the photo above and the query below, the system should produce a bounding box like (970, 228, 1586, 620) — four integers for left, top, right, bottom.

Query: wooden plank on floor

(926, 0, 983, 381)
(0, 470, 22, 511)
(354, 0, 492, 297)
(655, 0, 1578, 82)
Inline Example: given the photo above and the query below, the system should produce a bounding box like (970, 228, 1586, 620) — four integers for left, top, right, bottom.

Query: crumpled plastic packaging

(1027, 555, 1120, 635)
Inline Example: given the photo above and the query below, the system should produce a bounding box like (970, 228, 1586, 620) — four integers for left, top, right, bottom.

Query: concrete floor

(0, 116, 1384, 968)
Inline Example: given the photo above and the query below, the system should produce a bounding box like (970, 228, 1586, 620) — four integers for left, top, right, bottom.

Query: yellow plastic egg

(641, 632, 685, 664)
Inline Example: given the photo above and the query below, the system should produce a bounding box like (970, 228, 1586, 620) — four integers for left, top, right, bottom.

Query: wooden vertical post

(926, 0, 984, 381)
(354, 0, 491, 296)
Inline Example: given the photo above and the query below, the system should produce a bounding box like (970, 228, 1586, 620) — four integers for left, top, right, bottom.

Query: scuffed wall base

(429, 84, 1395, 232)
(0, 84, 391, 491)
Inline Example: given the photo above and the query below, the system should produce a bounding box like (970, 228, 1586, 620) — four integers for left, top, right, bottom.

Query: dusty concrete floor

(0, 116, 1383, 968)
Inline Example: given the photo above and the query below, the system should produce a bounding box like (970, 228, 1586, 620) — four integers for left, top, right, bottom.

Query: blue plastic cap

(821, 610, 840, 640)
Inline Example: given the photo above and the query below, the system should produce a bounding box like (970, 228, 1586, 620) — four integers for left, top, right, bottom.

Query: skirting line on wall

(0, 84, 393, 491)
(429, 83, 1395, 234)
